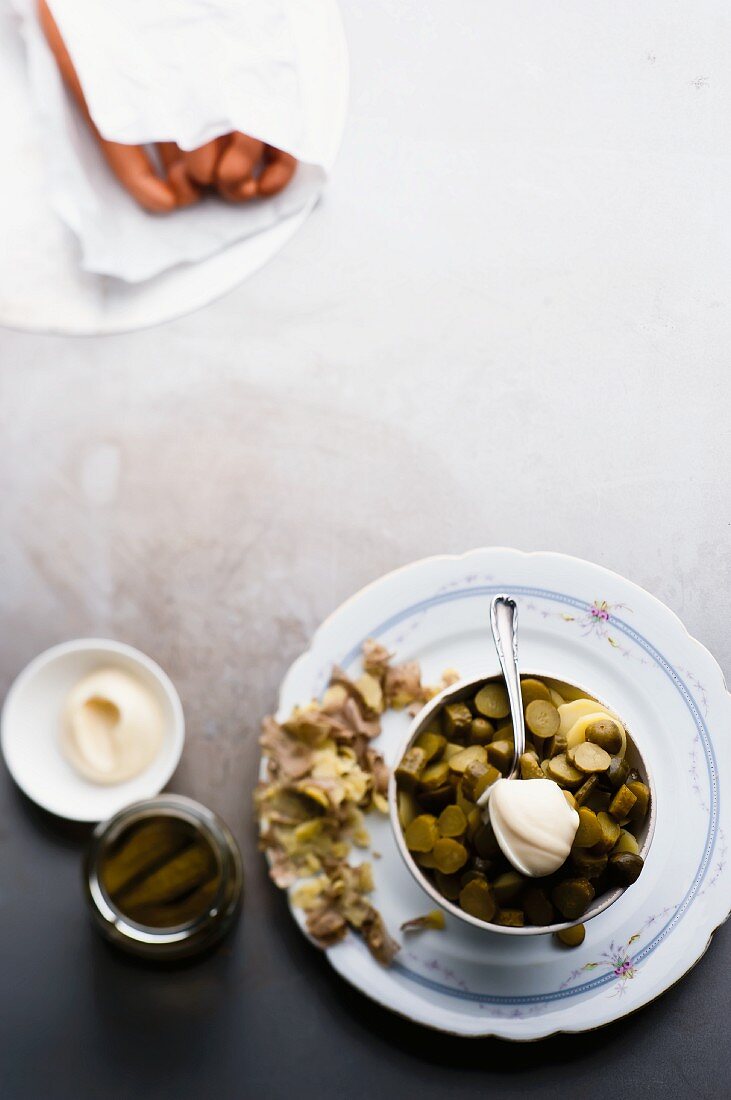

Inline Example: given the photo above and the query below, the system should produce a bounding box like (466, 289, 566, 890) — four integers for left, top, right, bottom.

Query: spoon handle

(490, 595, 526, 778)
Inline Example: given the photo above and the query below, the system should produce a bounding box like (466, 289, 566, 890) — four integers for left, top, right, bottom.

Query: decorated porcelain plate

(268, 548, 730, 1039)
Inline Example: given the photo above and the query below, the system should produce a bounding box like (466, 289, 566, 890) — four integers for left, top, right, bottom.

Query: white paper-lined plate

(0, 0, 347, 334)
(266, 548, 730, 1039)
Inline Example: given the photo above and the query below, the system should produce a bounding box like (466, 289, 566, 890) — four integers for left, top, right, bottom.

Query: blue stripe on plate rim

(335, 584, 718, 1006)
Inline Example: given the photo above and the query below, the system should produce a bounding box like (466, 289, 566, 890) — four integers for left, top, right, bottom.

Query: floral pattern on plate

(269, 549, 730, 1038)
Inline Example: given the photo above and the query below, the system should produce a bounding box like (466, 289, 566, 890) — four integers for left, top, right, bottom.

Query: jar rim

(84, 794, 243, 956)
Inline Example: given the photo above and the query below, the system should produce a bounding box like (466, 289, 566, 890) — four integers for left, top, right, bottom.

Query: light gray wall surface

(1, 2, 728, 1097)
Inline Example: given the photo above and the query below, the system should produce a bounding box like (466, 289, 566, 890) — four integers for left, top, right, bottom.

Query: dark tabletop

(1, 735, 728, 1100)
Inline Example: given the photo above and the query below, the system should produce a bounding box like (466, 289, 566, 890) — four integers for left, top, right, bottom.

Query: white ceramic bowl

(1, 639, 185, 822)
(389, 670, 656, 935)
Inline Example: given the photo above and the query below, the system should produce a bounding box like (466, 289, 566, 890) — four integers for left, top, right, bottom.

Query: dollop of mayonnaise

(60, 668, 164, 784)
(489, 778, 579, 878)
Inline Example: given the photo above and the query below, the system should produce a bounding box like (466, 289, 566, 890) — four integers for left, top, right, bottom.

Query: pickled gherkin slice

(487, 739, 514, 774)
(404, 814, 439, 852)
(584, 718, 623, 755)
(394, 746, 427, 789)
(397, 789, 419, 828)
(612, 829, 640, 856)
(593, 811, 621, 854)
(474, 682, 510, 720)
(523, 886, 555, 925)
(432, 837, 469, 874)
(519, 752, 545, 780)
(525, 699, 560, 740)
(443, 702, 472, 737)
(627, 780, 650, 823)
(556, 923, 585, 947)
(573, 775, 598, 807)
(469, 717, 494, 744)
(608, 784, 637, 820)
(570, 848, 608, 879)
(461, 759, 500, 801)
(414, 730, 447, 762)
(419, 760, 451, 791)
(493, 870, 524, 906)
(547, 753, 584, 788)
(437, 804, 467, 838)
(551, 877, 595, 920)
(572, 807, 602, 848)
(567, 741, 611, 774)
(447, 744, 488, 775)
(458, 878, 496, 921)
(495, 908, 524, 927)
(434, 870, 462, 900)
(608, 852, 644, 886)
(519, 678, 552, 707)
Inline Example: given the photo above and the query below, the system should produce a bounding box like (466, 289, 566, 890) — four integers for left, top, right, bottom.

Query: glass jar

(84, 793, 243, 960)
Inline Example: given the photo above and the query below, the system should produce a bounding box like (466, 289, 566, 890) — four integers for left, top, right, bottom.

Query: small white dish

(1, 639, 185, 822)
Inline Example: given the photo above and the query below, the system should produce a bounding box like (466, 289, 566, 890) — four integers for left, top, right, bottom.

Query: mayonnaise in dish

(489, 777, 579, 877)
(60, 668, 164, 784)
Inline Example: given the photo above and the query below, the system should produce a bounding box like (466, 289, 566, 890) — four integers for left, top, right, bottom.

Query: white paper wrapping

(11, 0, 343, 282)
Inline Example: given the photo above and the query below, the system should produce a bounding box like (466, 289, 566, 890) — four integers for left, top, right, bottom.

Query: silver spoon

(477, 594, 525, 809)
